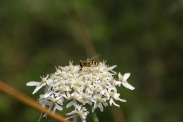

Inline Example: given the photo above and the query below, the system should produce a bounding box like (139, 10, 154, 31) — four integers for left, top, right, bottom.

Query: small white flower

(54, 67, 62, 75)
(39, 94, 63, 113)
(109, 91, 126, 107)
(78, 91, 92, 105)
(91, 95, 108, 112)
(118, 73, 135, 90)
(26, 75, 50, 94)
(66, 92, 81, 108)
(66, 105, 89, 122)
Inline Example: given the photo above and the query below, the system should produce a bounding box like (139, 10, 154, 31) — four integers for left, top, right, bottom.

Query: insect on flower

(79, 54, 100, 70)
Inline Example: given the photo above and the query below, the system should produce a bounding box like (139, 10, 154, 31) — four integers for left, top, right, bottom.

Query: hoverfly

(79, 54, 100, 69)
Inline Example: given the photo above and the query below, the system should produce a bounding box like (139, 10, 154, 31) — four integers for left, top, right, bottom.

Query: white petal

(46, 79, 53, 85)
(65, 115, 76, 120)
(66, 101, 73, 108)
(109, 99, 113, 106)
(26, 81, 40, 86)
(99, 104, 103, 112)
(32, 85, 43, 94)
(103, 101, 108, 107)
(66, 111, 76, 116)
(113, 93, 120, 98)
(118, 72, 122, 78)
(115, 81, 122, 86)
(109, 65, 117, 70)
(122, 81, 135, 90)
(123, 73, 130, 81)
(110, 99, 120, 107)
(44, 92, 52, 98)
(55, 104, 63, 111)
(118, 98, 127, 102)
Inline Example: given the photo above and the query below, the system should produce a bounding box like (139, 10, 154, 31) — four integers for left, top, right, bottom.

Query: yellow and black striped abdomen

(89, 60, 98, 66)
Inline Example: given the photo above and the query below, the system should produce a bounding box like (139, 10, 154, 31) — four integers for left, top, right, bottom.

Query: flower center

(77, 110, 83, 117)
(97, 97, 102, 103)
(82, 93, 88, 100)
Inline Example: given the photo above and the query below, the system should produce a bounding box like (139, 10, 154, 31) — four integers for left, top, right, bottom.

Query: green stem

(88, 105, 99, 122)
(91, 111, 99, 122)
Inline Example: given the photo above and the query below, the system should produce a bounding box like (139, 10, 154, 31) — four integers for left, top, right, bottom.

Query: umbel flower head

(26, 60, 135, 122)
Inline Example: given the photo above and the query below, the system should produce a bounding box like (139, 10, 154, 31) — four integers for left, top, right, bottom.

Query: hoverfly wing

(89, 54, 100, 60)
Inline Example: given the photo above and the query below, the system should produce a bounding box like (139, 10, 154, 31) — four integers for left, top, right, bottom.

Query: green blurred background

(0, 0, 183, 122)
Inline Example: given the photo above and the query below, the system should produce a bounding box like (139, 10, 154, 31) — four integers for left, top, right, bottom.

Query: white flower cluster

(26, 61, 135, 122)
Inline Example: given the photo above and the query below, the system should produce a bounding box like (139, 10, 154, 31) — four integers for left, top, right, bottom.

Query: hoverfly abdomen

(79, 54, 100, 70)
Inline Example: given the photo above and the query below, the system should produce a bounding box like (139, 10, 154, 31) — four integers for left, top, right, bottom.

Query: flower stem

(91, 111, 99, 122)
(88, 105, 99, 122)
